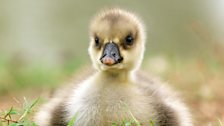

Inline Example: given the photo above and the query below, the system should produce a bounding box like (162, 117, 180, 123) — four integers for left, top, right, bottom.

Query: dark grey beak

(100, 42, 123, 66)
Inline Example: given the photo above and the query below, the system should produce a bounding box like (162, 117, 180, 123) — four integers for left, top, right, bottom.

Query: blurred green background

(0, 0, 224, 125)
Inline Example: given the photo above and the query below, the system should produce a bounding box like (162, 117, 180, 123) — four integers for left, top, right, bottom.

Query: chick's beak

(100, 42, 123, 66)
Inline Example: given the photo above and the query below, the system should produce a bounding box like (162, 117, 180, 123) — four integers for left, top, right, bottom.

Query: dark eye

(95, 37, 100, 46)
(125, 35, 134, 46)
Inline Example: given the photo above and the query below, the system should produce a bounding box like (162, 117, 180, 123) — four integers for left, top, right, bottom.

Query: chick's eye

(94, 37, 100, 46)
(125, 35, 134, 46)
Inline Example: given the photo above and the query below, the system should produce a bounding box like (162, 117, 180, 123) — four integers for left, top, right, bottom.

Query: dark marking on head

(101, 13, 121, 24)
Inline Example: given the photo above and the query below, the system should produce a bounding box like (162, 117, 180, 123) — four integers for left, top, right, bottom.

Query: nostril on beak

(117, 57, 123, 63)
(112, 52, 116, 57)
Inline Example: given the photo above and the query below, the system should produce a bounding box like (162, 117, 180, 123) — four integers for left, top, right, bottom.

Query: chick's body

(65, 72, 155, 126)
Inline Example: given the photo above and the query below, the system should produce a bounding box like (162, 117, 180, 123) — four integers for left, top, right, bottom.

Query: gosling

(35, 8, 192, 126)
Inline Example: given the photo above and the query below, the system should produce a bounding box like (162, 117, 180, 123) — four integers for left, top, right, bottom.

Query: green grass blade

(67, 113, 78, 126)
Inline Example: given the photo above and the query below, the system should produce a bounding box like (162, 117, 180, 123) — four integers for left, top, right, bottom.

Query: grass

(0, 98, 39, 126)
(67, 113, 78, 126)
